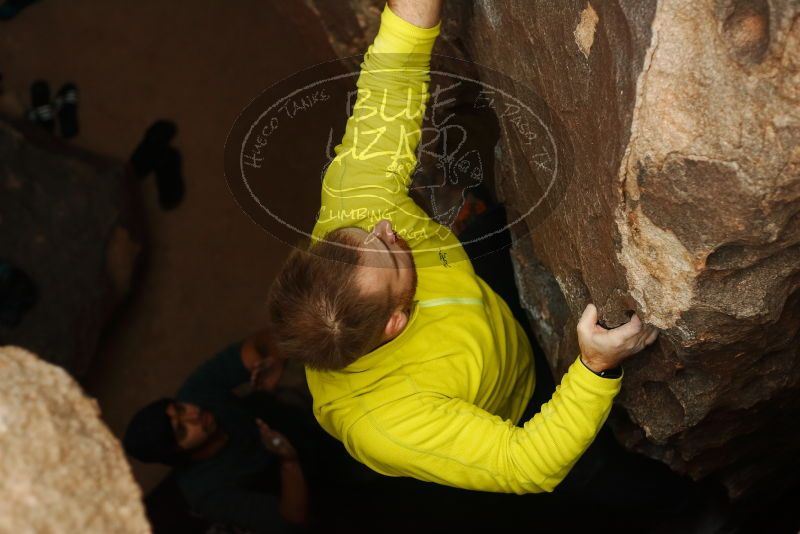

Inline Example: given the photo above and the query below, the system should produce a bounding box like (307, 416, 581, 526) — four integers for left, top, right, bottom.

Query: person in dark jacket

(123, 330, 308, 533)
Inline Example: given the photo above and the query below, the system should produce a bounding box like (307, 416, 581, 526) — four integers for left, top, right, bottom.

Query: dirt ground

(0, 0, 336, 493)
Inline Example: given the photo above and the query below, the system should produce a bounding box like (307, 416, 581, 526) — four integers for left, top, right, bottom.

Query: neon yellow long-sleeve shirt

(306, 4, 621, 494)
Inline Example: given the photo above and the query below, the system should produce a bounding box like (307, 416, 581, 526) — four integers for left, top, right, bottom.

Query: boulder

(0, 345, 150, 533)
(309, 0, 800, 498)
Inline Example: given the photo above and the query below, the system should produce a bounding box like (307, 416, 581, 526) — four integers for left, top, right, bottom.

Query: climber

(122, 329, 310, 533)
(266, 0, 658, 495)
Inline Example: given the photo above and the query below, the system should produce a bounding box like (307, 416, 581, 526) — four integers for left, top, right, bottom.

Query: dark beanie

(123, 397, 182, 465)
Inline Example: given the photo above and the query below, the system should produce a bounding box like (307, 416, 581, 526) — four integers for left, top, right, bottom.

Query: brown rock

(304, 0, 382, 65)
(309, 0, 800, 498)
(0, 346, 150, 533)
(476, 0, 800, 498)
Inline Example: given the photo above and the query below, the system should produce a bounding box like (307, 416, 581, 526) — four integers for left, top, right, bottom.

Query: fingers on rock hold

(578, 303, 598, 332)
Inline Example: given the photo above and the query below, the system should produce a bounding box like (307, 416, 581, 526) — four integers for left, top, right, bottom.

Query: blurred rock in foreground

(0, 345, 150, 533)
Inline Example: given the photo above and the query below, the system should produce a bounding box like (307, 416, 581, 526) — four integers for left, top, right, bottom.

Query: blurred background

(0, 0, 332, 496)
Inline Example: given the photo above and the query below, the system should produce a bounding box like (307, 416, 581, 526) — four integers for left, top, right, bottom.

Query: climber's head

(267, 219, 418, 371)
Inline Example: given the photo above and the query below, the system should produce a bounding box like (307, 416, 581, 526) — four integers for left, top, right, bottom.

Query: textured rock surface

(0, 118, 142, 375)
(310, 0, 800, 498)
(0, 345, 150, 533)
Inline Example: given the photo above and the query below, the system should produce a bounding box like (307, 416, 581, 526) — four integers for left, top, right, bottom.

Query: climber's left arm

(312, 1, 443, 242)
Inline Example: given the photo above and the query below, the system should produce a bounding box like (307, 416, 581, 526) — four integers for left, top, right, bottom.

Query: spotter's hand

(257, 419, 298, 461)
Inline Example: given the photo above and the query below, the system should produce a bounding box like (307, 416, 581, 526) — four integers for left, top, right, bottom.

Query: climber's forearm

(387, 0, 443, 29)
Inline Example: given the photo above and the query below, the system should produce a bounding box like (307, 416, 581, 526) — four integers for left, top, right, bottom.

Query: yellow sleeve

(312, 4, 445, 246)
(343, 357, 622, 494)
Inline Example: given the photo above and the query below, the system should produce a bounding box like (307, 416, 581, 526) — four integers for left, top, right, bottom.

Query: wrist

(580, 353, 606, 372)
(579, 354, 621, 377)
(387, 1, 442, 29)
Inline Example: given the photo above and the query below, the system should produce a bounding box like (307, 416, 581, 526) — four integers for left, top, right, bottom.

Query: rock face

(309, 0, 800, 497)
(0, 346, 150, 533)
(0, 118, 142, 375)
